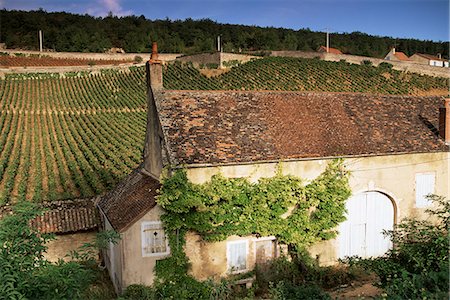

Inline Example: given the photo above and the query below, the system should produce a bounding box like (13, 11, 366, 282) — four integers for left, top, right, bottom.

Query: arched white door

(338, 191, 394, 258)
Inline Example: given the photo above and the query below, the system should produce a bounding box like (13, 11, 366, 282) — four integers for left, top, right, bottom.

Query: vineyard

(1, 56, 448, 204)
(163, 57, 449, 95)
(0, 67, 147, 204)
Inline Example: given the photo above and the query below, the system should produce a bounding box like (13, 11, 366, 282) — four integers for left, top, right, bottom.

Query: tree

(0, 201, 119, 299)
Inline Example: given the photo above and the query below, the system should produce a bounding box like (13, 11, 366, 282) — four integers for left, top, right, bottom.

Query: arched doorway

(338, 191, 394, 259)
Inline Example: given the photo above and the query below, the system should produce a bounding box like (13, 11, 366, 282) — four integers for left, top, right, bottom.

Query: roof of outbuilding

(30, 199, 98, 234)
(97, 167, 160, 232)
(154, 90, 448, 166)
(318, 46, 343, 54)
(394, 52, 410, 61)
(412, 53, 447, 62)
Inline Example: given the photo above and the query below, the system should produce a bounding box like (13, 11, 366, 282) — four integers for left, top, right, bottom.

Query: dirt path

(329, 274, 383, 299)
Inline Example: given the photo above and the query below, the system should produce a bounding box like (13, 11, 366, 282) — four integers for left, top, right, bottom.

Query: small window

(141, 221, 170, 257)
(415, 173, 435, 208)
(227, 240, 248, 273)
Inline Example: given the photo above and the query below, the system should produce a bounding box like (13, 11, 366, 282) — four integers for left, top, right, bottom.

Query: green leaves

(159, 159, 350, 251)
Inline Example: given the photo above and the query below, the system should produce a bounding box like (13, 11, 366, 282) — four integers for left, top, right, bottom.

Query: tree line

(1, 9, 448, 58)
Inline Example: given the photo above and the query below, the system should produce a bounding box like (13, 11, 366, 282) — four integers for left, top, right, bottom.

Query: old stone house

(410, 53, 449, 68)
(98, 48, 450, 293)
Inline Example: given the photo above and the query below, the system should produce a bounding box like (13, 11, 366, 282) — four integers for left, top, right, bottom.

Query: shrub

(361, 60, 373, 66)
(269, 281, 331, 300)
(206, 63, 219, 69)
(134, 56, 143, 63)
(378, 62, 393, 70)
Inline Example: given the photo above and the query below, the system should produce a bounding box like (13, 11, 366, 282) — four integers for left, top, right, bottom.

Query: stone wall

(323, 52, 450, 78)
(0, 63, 140, 78)
(2, 49, 181, 62)
(270, 51, 450, 78)
(176, 52, 221, 68)
(44, 231, 97, 262)
(176, 52, 259, 68)
(271, 50, 321, 59)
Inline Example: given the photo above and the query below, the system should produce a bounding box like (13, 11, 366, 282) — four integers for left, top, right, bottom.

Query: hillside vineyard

(164, 57, 449, 93)
(0, 68, 147, 203)
(0, 58, 448, 204)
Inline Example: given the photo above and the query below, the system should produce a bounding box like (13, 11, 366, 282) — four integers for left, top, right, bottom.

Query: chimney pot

(150, 42, 159, 61)
(439, 98, 450, 144)
(147, 41, 163, 89)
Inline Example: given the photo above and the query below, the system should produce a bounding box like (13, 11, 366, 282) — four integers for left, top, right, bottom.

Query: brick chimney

(439, 98, 450, 144)
(147, 42, 163, 90)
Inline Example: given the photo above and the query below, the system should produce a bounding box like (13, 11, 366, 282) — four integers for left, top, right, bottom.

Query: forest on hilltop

(1, 9, 448, 58)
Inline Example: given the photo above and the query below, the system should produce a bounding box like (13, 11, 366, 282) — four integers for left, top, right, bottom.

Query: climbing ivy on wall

(159, 159, 351, 249)
(154, 159, 351, 291)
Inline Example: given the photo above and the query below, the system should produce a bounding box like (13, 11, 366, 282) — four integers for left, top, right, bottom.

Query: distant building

(410, 53, 449, 68)
(317, 45, 343, 54)
(384, 48, 410, 61)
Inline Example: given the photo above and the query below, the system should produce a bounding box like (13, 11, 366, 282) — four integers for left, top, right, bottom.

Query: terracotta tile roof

(154, 90, 448, 166)
(394, 52, 410, 61)
(97, 167, 160, 232)
(30, 199, 98, 233)
(414, 53, 447, 62)
(318, 46, 343, 54)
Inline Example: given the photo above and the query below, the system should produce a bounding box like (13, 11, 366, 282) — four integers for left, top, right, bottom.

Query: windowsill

(228, 268, 249, 275)
(142, 251, 171, 258)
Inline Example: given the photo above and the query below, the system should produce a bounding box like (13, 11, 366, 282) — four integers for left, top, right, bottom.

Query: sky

(2, 0, 449, 42)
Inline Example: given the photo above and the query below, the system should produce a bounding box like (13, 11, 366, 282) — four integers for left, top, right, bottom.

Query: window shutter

(141, 221, 169, 257)
(415, 173, 435, 208)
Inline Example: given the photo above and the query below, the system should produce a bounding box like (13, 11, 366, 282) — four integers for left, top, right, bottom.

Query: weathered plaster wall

(121, 205, 168, 288)
(186, 151, 449, 265)
(103, 217, 123, 294)
(44, 231, 96, 262)
(185, 233, 282, 281)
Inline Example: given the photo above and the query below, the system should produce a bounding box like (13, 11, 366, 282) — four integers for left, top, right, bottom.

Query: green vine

(153, 159, 351, 295)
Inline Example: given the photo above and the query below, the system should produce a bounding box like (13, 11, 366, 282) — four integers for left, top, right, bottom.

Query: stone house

(98, 48, 450, 293)
(410, 53, 449, 68)
(384, 47, 410, 61)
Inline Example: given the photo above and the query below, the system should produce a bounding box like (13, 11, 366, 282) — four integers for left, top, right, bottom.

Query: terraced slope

(163, 57, 449, 95)
(1, 57, 447, 204)
(0, 68, 147, 204)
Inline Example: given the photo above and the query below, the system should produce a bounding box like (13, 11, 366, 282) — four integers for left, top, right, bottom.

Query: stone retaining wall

(176, 52, 259, 68)
(2, 49, 181, 62)
(0, 63, 143, 78)
(270, 51, 450, 78)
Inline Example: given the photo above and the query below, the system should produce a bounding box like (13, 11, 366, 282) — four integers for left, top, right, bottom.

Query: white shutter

(227, 240, 248, 273)
(141, 221, 170, 257)
(415, 173, 435, 208)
